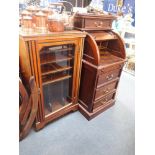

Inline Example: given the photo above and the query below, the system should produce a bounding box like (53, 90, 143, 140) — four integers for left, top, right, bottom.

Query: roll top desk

(74, 13, 126, 120)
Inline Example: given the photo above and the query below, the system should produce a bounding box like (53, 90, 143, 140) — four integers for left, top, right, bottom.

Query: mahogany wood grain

(79, 30, 126, 119)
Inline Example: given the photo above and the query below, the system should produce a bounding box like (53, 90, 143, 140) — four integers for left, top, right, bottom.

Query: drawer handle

(94, 22, 103, 28)
(103, 88, 110, 94)
(101, 98, 108, 104)
(106, 74, 114, 81)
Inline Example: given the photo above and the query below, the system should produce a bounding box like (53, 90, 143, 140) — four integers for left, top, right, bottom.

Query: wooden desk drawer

(93, 93, 115, 110)
(85, 19, 112, 30)
(95, 81, 117, 101)
(74, 14, 116, 31)
(99, 63, 123, 75)
(97, 69, 120, 87)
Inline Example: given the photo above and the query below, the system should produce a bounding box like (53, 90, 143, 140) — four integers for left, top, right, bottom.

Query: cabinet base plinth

(34, 104, 78, 131)
(78, 100, 115, 120)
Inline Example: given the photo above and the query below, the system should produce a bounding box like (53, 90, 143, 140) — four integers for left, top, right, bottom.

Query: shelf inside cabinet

(40, 54, 73, 65)
(44, 98, 72, 116)
(42, 74, 72, 86)
(42, 77, 73, 115)
(41, 63, 72, 76)
(40, 47, 74, 55)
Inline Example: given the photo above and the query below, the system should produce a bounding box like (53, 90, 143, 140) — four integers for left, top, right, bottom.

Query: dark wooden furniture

(19, 30, 86, 130)
(78, 31, 126, 120)
(74, 13, 117, 31)
(19, 76, 39, 140)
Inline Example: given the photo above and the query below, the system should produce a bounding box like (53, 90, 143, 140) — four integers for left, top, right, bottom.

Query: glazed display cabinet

(19, 31, 86, 130)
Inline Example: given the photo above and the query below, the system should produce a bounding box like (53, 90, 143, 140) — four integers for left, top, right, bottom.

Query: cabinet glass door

(39, 44, 75, 115)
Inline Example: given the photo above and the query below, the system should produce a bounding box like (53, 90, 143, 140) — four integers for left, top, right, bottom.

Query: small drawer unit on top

(78, 31, 126, 120)
(74, 13, 116, 31)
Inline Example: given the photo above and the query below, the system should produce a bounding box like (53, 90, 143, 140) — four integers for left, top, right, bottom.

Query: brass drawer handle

(94, 22, 97, 25)
(106, 74, 114, 81)
(101, 98, 108, 104)
(100, 22, 103, 25)
(94, 21, 103, 28)
(103, 88, 110, 94)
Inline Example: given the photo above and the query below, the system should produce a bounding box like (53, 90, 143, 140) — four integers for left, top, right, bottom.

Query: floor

(19, 71, 135, 155)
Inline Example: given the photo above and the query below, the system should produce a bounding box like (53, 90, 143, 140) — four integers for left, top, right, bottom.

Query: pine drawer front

(97, 69, 121, 87)
(93, 93, 115, 110)
(94, 81, 117, 101)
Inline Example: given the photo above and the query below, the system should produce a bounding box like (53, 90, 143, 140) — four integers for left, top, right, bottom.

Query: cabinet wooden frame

(19, 31, 86, 130)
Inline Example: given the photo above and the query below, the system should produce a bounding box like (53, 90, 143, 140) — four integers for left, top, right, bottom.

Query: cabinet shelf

(42, 74, 72, 86)
(44, 98, 72, 115)
(40, 47, 74, 55)
(41, 63, 72, 76)
(40, 54, 73, 65)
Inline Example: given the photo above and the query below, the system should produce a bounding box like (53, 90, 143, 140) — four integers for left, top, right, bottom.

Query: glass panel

(40, 44, 75, 115)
